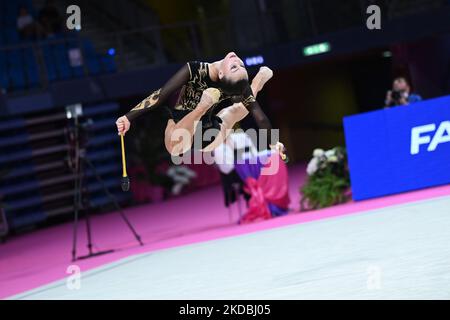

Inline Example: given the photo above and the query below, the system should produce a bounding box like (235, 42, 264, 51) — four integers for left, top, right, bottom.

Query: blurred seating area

(2, 0, 448, 94)
(0, 102, 127, 230)
(0, 0, 116, 93)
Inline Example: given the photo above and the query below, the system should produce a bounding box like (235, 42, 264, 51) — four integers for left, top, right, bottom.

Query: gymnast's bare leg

(164, 87, 221, 156)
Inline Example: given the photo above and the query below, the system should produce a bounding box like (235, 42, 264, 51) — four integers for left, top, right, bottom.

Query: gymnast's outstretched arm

(247, 100, 272, 131)
(246, 74, 284, 152)
(243, 80, 273, 134)
(248, 100, 285, 152)
(245, 66, 274, 133)
(201, 72, 275, 153)
(116, 64, 191, 134)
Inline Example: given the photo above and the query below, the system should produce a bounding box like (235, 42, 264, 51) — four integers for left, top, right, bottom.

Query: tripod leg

(85, 210, 94, 255)
(71, 149, 84, 261)
(72, 170, 80, 261)
(85, 159, 143, 246)
(78, 163, 94, 256)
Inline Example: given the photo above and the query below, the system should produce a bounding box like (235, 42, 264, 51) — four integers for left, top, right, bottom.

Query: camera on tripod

(65, 104, 94, 171)
(65, 104, 94, 141)
(66, 104, 94, 128)
(65, 103, 83, 120)
(65, 103, 142, 261)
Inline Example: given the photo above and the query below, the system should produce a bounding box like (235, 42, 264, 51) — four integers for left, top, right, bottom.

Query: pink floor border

(1, 164, 449, 299)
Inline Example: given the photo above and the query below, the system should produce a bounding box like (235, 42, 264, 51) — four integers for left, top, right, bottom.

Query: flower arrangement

(300, 146, 351, 210)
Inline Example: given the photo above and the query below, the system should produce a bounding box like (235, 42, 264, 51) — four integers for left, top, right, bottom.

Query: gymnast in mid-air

(116, 52, 284, 156)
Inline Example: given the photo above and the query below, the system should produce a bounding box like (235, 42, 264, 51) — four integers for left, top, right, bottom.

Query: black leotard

(125, 61, 272, 134)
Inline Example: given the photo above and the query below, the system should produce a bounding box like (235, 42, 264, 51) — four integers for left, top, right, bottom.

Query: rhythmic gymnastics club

(280, 150, 289, 163)
(120, 134, 130, 191)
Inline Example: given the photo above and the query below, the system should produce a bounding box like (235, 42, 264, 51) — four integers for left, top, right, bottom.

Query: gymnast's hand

(270, 141, 285, 152)
(116, 115, 131, 135)
(270, 141, 288, 161)
(251, 66, 273, 97)
(198, 88, 221, 113)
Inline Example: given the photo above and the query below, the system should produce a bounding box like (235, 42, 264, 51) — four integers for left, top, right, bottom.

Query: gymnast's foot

(251, 66, 273, 96)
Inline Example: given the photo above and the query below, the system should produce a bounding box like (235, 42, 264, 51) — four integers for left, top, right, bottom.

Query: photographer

(385, 77, 422, 108)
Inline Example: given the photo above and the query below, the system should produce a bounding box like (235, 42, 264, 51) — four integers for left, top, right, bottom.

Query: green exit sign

(303, 42, 331, 56)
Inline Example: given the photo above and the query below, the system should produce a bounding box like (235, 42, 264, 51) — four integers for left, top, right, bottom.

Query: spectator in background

(38, 0, 63, 37)
(17, 6, 36, 40)
(385, 77, 422, 108)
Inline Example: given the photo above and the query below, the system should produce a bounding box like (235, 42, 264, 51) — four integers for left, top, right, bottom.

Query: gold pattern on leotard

(242, 94, 256, 108)
(130, 88, 162, 111)
(178, 62, 218, 111)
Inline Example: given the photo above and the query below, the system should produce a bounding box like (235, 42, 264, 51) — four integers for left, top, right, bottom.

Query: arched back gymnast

(116, 52, 284, 155)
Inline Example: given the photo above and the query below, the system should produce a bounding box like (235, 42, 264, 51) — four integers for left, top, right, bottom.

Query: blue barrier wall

(344, 95, 450, 200)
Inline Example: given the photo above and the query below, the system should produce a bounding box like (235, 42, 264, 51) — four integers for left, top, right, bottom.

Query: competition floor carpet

(2, 165, 450, 299)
